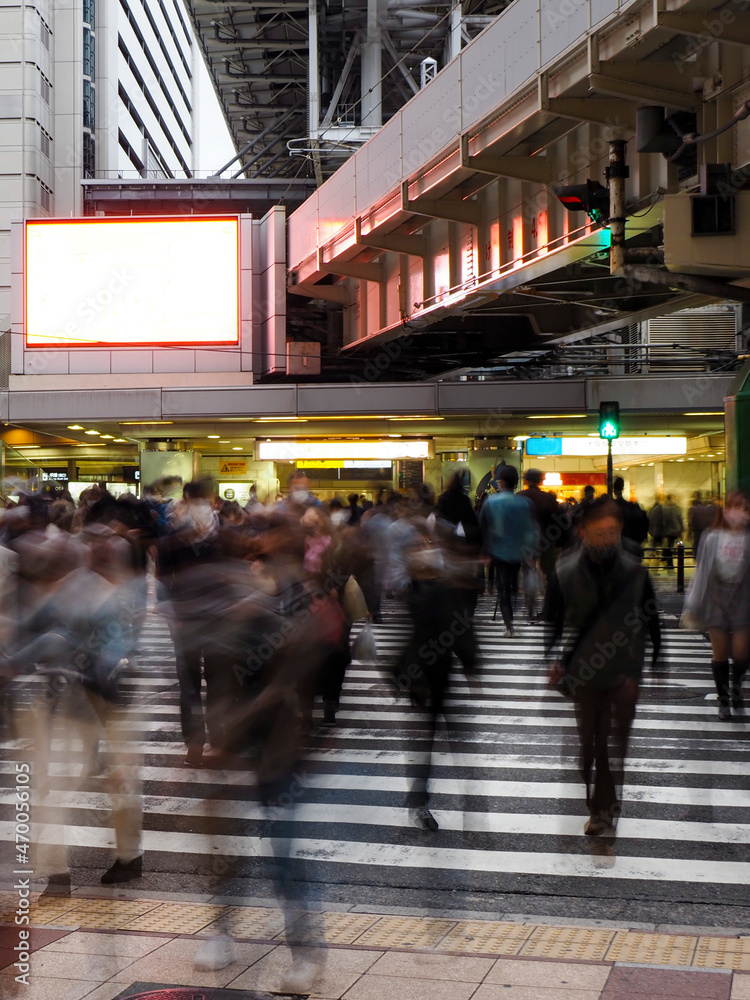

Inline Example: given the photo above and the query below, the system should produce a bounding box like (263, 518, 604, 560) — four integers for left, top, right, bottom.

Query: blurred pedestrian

(544, 498, 661, 837)
(683, 491, 750, 720)
(479, 466, 537, 637)
(688, 492, 718, 551)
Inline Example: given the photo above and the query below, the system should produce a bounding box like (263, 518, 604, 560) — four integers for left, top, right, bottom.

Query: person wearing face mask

(285, 471, 322, 510)
(683, 492, 750, 720)
(544, 498, 661, 838)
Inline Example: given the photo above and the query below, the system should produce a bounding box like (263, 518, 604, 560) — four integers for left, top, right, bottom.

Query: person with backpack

(612, 477, 649, 559)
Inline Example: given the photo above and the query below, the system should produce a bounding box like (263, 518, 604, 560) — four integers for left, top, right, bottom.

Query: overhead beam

(401, 180, 482, 225)
(355, 218, 426, 256)
(317, 254, 385, 282)
(288, 283, 349, 303)
(381, 29, 419, 95)
(459, 134, 553, 183)
(320, 36, 360, 128)
(588, 73, 697, 109)
(657, 11, 750, 47)
(621, 266, 750, 304)
(545, 97, 636, 130)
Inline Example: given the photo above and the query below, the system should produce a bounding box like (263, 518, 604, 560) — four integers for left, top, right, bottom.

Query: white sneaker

(193, 933, 238, 971)
(503, 627, 515, 638)
(280, 957, 324, 993)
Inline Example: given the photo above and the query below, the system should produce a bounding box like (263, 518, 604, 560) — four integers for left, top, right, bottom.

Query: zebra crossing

(2, 592, 750, 914)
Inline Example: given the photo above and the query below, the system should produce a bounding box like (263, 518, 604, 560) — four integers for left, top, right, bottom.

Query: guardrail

(642, 542, 695, 594)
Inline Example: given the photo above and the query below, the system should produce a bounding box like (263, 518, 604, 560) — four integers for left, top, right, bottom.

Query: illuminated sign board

(259, 440, 430, 461)
(526, 437, 687, 457)
(25, 217, 240, 347)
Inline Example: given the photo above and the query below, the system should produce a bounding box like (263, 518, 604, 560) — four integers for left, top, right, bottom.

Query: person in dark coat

(544, 498, 661, 838)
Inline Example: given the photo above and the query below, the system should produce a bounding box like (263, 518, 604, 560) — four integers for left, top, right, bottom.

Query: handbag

(342, 575, 369, 622)
(351, 622, 377, 662)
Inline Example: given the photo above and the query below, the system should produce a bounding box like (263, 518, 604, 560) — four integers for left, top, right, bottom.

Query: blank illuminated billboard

(25, 216, 240, 347)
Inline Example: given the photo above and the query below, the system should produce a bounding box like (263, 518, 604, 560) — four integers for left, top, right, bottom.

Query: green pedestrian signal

(598, 401, 620, 440)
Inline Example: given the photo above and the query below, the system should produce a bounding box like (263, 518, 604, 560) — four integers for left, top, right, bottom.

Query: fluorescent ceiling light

(684, 412, 723, 416)
(232, 446, 243, 451)
(390, 416, 444, 421)
(121, 421, 174, 426)
(84, 429, 100, 435)
(207, 435, 220, 439)
(100, 434, 114, 439)
(527, 414, 587, 419)
(112, 438, 128, 443)
(67, 424, 84, 430)
(259, 439, 431, 461)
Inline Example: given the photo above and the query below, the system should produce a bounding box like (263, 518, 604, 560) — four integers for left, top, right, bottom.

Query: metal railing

(642, 542, 695, 594)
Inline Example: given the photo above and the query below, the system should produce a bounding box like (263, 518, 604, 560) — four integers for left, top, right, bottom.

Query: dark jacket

(544, 545, 661, 693)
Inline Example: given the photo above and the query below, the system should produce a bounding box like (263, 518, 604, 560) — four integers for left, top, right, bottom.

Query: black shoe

(322, 701, 337, 726)
(411, 806, 439, 831)
(718, 703, 733, 722)
(41, 873, 71, 897)
(184, 745, 204, 767)
(101, 856, 143, 885)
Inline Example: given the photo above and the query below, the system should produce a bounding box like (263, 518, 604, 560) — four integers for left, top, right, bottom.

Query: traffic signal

(599, 401, 620, 440)
(552, 180, 609, 226)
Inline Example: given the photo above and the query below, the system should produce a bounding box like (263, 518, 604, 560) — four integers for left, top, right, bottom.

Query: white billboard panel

(25, 217, 240, 347)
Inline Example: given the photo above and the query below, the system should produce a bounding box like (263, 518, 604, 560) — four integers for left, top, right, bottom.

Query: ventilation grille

(40, 74, 50, 104)
(0, 332, 10, 388)
(40, 19, 50, 49)
(646, 310, 736, 371)
(40, 129, 50, 158)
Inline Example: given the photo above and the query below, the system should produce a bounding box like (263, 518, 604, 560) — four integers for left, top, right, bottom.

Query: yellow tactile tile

(62, 898, 161, 930)
(122, 902, 226, 934)
(354, 915, 457, 950)
(318, 911, 382, 945)
(198, 906, 285, 941)
(26, 897, 85, 927)
(520, 924, 616, 961)
(694, 936, 750, 970)
(605, 930, 698, 966)
(436, 920, 536, 956)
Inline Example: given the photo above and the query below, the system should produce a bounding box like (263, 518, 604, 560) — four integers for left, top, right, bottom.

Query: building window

(83, 28, 95, 77)
(83, 0, 95, 28)
(83, 79, 95, 129)
(83, 132, 96, 177)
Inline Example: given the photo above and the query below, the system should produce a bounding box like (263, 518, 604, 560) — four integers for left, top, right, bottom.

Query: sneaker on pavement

(280, 958, 325, 993)
(411, 806, 439, 831)
(194, 933, 238, 971)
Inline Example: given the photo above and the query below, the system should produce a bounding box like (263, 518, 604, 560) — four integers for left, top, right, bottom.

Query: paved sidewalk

(2, 893, 749, 1000)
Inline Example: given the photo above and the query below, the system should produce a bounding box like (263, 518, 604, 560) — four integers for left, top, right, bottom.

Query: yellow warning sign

(219, 459, 247, 476)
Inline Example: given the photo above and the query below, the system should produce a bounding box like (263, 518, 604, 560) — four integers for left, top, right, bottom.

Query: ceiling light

(112, 438, 127, 443)
(390, 416, 444, 422)
(527, 414, 587, 419)
(684, 412, 723, 416)
(388, 434, 402, 438)
(84, 429, 100, 436)
(254, 417, 308, 423)
(120, 421, 174, 426)
(67, 424, 84, 430)
(219, 439, 230, 443)
(207, 435, 220, 439)
(232, 446, 243, 451)
(100, 434, 114, 439)
(707, 453, 715, 457)
(513, 435, 530, 442)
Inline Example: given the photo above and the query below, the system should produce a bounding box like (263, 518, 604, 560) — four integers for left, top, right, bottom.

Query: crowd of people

(0, 467, 746, 987)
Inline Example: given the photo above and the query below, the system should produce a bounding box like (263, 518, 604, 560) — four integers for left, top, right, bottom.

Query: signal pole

(607, 439, 614, 497)
(607, 140, 629, 276)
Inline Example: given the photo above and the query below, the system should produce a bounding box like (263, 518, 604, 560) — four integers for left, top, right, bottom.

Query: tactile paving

(354, 915, 457, 949)
(318, 911, 381, 945)
(694, 935, 750, 970)
(605, 930, 698, 966)
(436, 920, 535, 955)
(122, 902, 226, 934)
(199, 906, 285, 941)
(26, 897, 85, 927)
(63, 898, 161, 930)
(520, 924, 616, 961)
